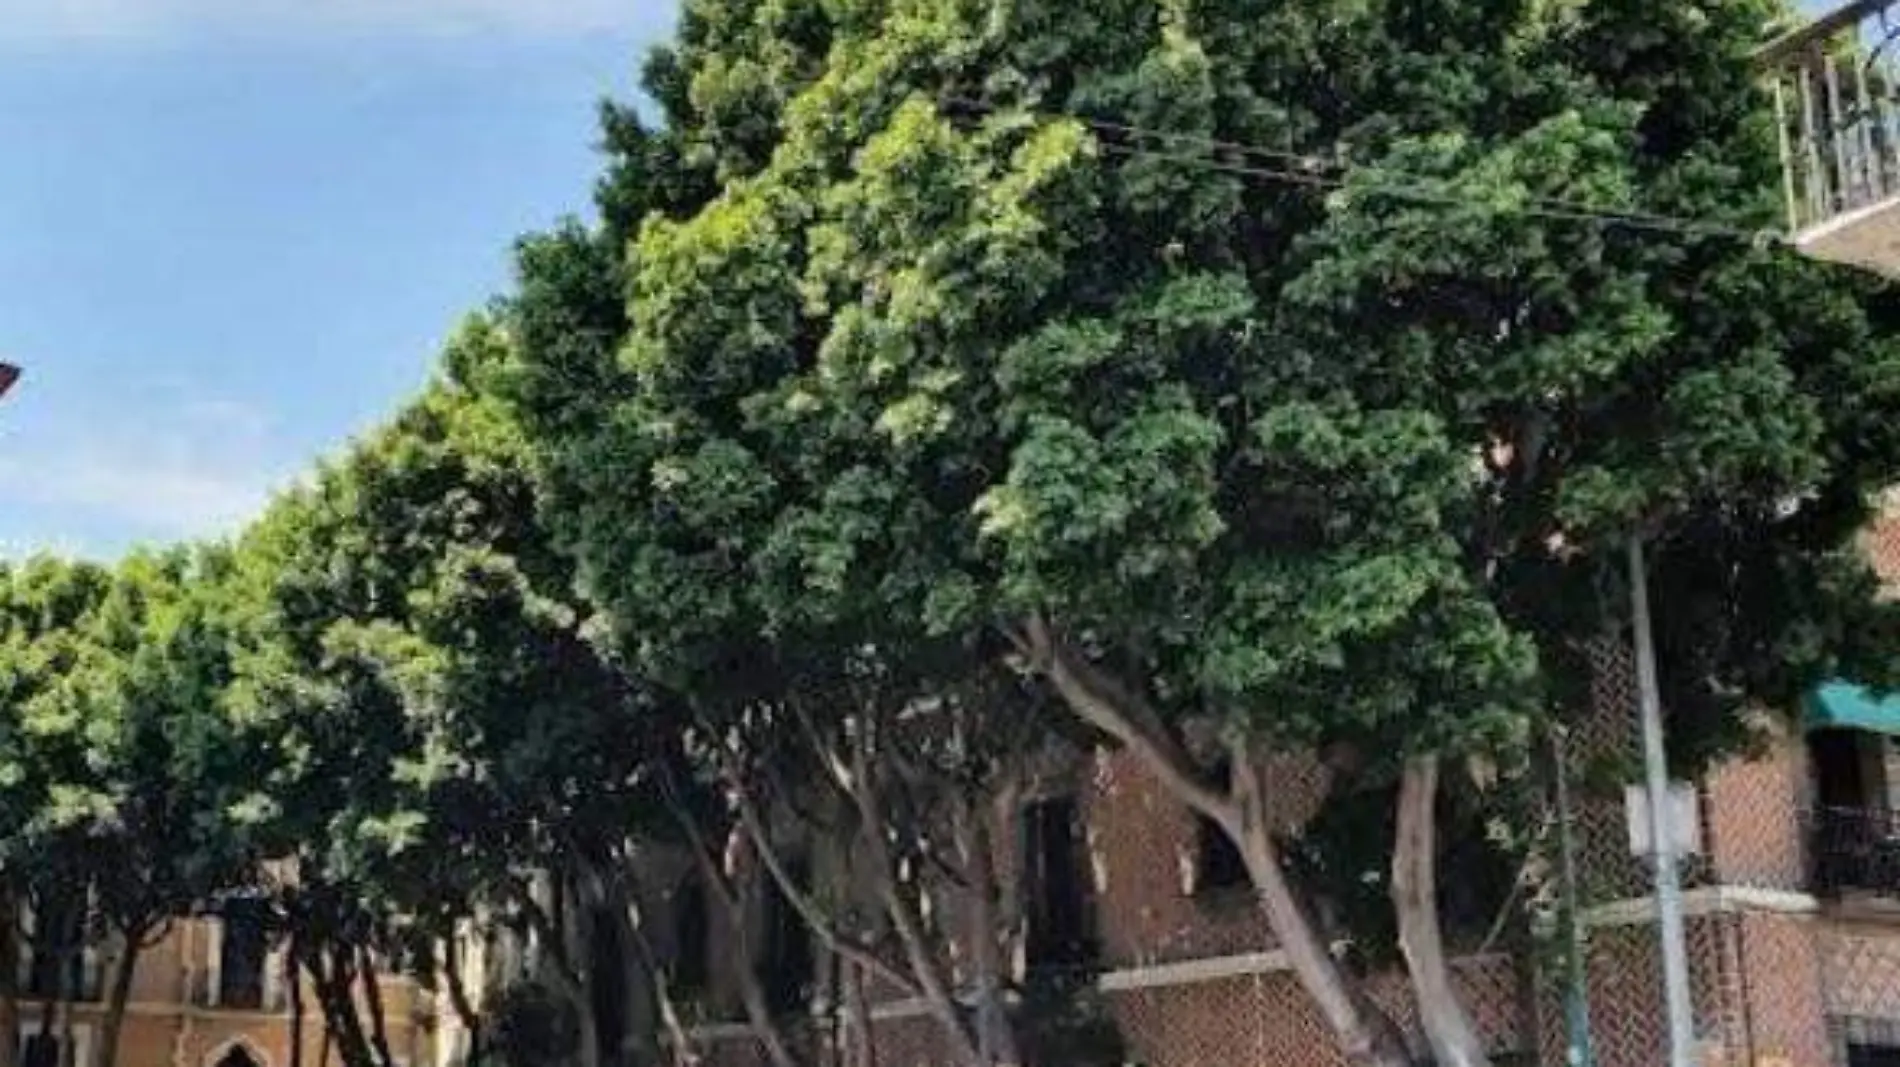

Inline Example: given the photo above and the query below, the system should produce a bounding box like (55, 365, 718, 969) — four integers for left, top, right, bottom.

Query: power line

(1094, 140, 1772, 242)
(945, 94, 1782, 246)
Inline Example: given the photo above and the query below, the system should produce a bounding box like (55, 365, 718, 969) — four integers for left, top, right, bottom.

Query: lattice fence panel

(1861, 513, 1900, 597)
(1574, 637, 1659, 905)
(1820, 925, 1900, 1024)
(1703, 738, 1810, 892)
(1736, 912, 1833, 1066)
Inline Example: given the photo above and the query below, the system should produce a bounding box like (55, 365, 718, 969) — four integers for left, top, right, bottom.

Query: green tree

(0, 557, 115, 1067)
(224, 326, 666, 1067)
(63, 549, 252, 1067)
(503, 1, 1900, 1064)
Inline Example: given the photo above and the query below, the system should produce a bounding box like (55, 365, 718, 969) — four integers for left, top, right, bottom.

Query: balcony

(1760, 0, 1900, 276)
(1810, 806, 1900, 896)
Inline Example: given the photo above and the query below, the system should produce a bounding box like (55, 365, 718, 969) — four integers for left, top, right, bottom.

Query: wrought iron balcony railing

(1760, 0, 1900, 274)
(1808, 805, 1900, 896)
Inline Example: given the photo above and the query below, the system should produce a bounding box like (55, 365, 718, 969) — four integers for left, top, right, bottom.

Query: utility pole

(1629, 537, 1696, 1067)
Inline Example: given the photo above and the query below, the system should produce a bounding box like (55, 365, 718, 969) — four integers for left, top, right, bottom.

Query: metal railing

(1760, 0, 1900, 236)
(1809, 805, 1900, 895)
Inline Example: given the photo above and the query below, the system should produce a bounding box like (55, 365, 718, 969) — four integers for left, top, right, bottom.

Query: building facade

(11, 907, 433, 1067)
(637, 504, 1900, 1067)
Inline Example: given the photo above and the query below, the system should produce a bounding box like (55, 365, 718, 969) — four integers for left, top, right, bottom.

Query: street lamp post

(1629, 537, 1697, 1067)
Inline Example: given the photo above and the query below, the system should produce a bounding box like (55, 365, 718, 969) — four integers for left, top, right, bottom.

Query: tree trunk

(289, 934, 305, 1067)
(842, 961, 875, 1067)
(515, 878, 603, 1067)
(442, 932, 483, 1067)
(729, 788, 917, 998)
(0, 888, 19, 1067)
(1393, 755, 1490, 1067)
(305, 942, 377, 1067)
(618, 904, 694, 1066)
(359, 945, 399, 1067)
(839, 731, 985, 1067)
(53, 934, 76, 1067)
(1232, 770, 1412, 1067)
(89, 931, 142, 1067)
(692, 833, 801, 1067)
(32, 987, 56, 1062)
(956, 803, 1020, 1067)
(1028, 629, 1409, 1067)
(561, 875, 602, 1067)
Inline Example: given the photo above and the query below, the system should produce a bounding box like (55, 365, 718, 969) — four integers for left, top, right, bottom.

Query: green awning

(1807, 680, 1900, 735)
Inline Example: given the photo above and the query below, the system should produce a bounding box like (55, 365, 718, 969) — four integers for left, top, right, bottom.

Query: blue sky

(0, 0, 678, 559)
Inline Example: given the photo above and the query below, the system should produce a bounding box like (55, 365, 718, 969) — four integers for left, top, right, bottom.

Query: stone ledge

(1578, 885, 1820, 928)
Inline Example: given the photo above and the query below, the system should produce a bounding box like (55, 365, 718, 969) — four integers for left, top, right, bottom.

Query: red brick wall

(1080, 747, 1280, 967)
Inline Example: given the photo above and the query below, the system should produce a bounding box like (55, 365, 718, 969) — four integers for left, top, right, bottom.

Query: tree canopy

(497, 1, 1900, 1064)
(9, 3, 1900, 1067)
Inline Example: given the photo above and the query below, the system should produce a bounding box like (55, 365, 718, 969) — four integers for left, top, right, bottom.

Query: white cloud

(0, 394, 295, 547)
(0, 0, 673, 44)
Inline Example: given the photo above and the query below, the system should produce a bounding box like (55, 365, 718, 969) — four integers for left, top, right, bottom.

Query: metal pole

(1552, 727, 1597, 1067)
(1629, 537, 1697, 1067)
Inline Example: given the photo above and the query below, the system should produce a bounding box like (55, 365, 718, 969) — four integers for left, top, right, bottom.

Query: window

(1841, 1012, 1900, 1064)
(670, 880, 710, 996)
(1813, 728, 1887, 811)
(1195, 763, 1249, 897)
(758, 860, 813, 1016)
(1022, 796, 1098, 972)
(17, 1024, 90, 1067)
(216, 898, 269, 1010)
(24, 900, 94, 1002)
(20, 1034, 57, 1067)
(1809, 729, 1900, 894)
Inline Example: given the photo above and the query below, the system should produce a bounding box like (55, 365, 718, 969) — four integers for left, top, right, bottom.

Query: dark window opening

(1023, 795, 1098, 972)
(19, 1034, 59, 1067)
(217, 897, 269, 1010)
(1814, 728, 1884, 810)
(214, 1047, 265, 1067)
(759, 860, 813, 1017)
(1195, 762, 1249, 897)
(1850, 1043, 1900, 1067)
(26, 901, 91, 1002)
(589, 906, 628, 1057)
(1843, 1016, 1900, 1066)
(1439, 808, 1513, 947)
(670, 881, 710, 996)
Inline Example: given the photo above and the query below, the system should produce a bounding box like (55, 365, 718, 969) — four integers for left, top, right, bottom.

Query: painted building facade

(11, 907, 433, 1067)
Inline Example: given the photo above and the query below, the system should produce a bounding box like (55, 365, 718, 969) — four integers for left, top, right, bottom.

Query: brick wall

(687, 739, 1534, 1067)
(681, 504, 1900, 1067)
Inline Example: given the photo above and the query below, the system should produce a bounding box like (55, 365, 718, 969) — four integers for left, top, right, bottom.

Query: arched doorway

(207, 1041, 266, 1067)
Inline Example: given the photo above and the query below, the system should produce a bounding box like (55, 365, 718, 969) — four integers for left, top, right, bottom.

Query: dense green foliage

(508, 0, 1900, 784)
(10, 2, 1900, 1065)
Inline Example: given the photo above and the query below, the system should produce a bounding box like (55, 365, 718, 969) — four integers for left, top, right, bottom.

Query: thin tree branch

(727, 777, 921, 998)
(1018, 616, 1235, 828)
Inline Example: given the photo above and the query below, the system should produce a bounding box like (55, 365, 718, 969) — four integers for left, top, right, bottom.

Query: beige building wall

(12, 915, 433, 1067)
